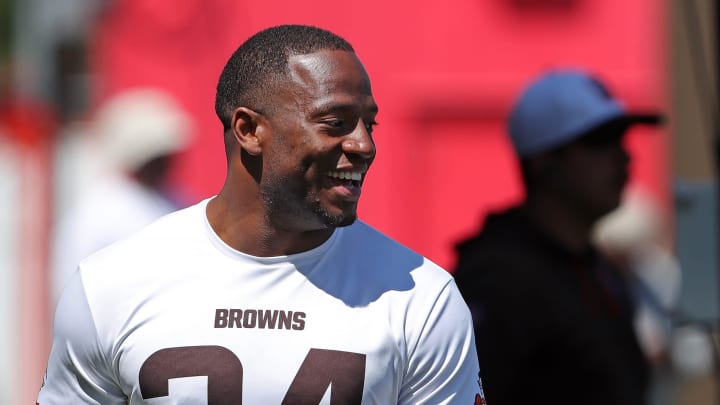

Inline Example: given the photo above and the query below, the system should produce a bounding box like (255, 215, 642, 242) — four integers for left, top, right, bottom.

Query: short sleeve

(37, 269, 126, 404)
(399, 279, 486, 404)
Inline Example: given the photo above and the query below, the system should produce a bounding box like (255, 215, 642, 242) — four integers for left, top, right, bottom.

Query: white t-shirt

(38, 198, 484, 404)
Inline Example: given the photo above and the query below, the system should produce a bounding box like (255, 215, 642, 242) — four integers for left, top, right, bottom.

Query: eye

(320, 119, 348, 132)
(328, 119, 344, 128)
(364, 121, 378, 134)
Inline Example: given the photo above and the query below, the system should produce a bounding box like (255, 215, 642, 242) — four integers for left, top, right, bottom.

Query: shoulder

(81, 200, 205, 268)
(40, 271, 126, 402)
(453, 217, 556, 308)
(75, 201, 208, 306)
(65, 201, 210, 341)
(343, 221, 454, 285)
(304, 221, 456, 310)
(454, 210, 551, 278)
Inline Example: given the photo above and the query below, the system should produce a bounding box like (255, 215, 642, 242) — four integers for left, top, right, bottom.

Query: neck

(206, 173, 334, 257)
(521, 192, 595, 254)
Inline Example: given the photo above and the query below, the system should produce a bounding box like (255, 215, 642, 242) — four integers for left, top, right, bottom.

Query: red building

(6, 1, 673, 403)
(94, 0, 669, 269)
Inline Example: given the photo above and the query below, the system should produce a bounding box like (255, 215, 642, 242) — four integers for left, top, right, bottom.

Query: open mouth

(327, 170, 362, 188)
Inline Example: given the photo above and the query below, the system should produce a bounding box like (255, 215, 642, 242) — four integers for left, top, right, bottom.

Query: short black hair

(214, 25, 355, 131)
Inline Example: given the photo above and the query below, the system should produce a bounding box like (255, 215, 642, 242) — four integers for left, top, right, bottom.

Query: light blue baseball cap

(508, 70, 662, 157)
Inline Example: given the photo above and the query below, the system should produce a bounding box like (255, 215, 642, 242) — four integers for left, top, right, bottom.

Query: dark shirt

(454, 208, 649, 405)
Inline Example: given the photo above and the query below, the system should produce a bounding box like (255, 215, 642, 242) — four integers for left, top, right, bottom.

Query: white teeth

(328, 171, 362, 181)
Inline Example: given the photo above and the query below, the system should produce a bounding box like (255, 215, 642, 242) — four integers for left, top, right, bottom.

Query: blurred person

(593, 186, 681, 366)
(38, 25, 484, 404)
(50, 87, 192, 305)
(453, 70, 662, 405)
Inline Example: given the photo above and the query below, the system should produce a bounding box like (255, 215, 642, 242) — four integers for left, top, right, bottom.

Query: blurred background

(0, 0, 717, 403)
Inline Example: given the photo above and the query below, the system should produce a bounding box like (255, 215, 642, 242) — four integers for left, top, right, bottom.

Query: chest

(107, 276, 405, 404)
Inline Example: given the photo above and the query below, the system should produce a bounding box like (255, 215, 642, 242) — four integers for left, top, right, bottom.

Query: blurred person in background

(50, 87, 192, 305)
(453, 70, 662, 405)
(593, 186, 681, 367)
(593, 186, 683, 404)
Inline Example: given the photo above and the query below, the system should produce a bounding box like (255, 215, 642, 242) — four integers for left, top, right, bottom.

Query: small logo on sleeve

(474, 371, 487, 405)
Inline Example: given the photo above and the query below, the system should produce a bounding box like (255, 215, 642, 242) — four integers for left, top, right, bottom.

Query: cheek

(556, 158, 607, 199)
(573, 159, 625, 203)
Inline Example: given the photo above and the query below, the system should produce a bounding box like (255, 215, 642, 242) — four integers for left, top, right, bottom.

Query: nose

(341, 119, 376, 160)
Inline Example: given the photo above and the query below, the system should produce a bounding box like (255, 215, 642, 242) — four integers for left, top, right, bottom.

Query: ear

(231, 107, 268, 156)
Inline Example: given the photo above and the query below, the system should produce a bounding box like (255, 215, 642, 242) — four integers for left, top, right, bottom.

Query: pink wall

(92, 0, 670, 269)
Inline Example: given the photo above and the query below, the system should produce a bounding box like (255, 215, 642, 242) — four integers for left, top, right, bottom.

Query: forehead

(285, 50, 376, 112)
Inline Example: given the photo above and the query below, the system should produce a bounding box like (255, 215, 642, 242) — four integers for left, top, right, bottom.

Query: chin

(321, 213, 357, 228)
(592, 199, 622, 222)
(316, 206, 358, 227)
(310, 200, 359, 228)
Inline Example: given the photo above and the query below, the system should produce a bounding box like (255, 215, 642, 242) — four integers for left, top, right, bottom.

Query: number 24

(139, 345, 366, 404)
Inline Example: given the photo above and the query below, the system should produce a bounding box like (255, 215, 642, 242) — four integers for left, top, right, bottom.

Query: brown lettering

(258, 310, 279, 329)
(214, 309, 228, 328)
(229, 309, 242, 328)
(243, 310, 257, 328)
(278, 311, 293, 329)
(216, 308, 305, 331)
(292, 312, 306, 330)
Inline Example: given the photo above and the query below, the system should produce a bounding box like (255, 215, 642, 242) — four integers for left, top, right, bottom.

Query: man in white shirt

(38, 24, 484, 404)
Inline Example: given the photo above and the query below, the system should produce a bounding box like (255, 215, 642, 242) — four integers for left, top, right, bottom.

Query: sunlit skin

(207, 50, 378, 257)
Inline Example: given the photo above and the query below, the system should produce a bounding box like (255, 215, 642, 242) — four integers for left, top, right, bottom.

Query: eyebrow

(310, 101, 379, 118)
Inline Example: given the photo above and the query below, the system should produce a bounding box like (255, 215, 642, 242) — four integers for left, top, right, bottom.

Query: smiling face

(259, 50, 378, 232)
